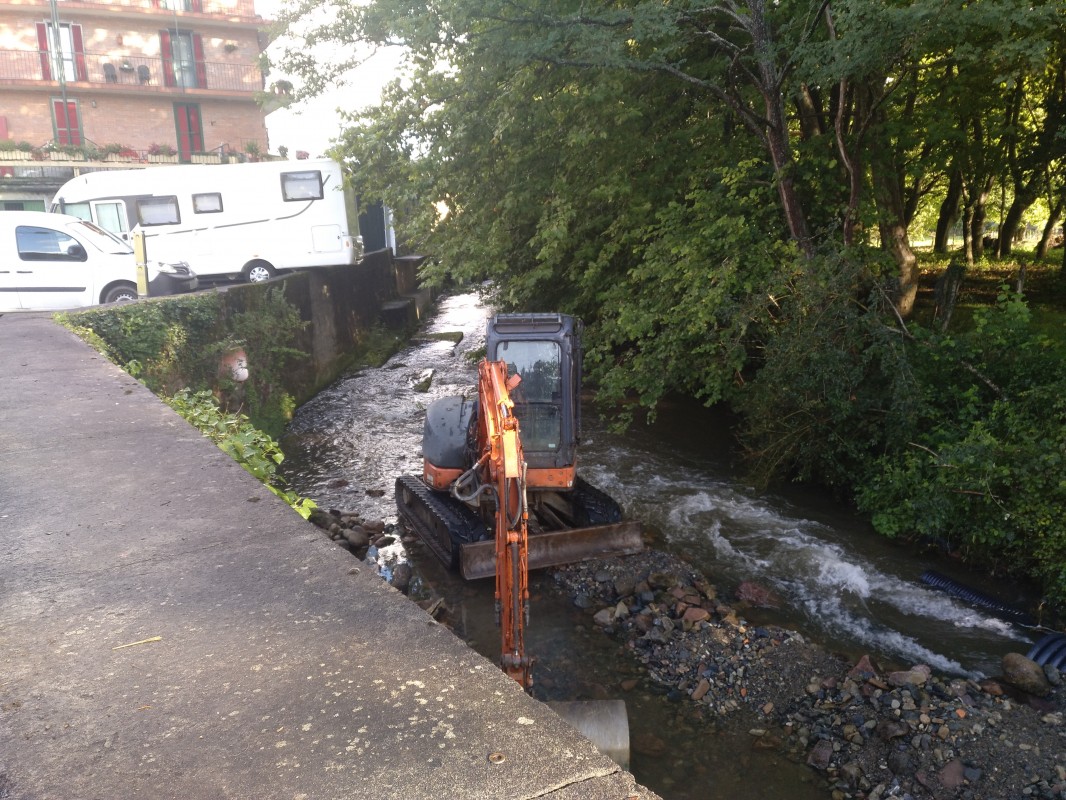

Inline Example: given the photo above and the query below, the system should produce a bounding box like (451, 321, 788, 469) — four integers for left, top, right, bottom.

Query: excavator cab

(486, 313, 580, 475)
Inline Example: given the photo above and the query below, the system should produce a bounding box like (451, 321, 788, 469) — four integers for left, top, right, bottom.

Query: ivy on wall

(59, 288, 308, 438)
(57, 288, 314, 519)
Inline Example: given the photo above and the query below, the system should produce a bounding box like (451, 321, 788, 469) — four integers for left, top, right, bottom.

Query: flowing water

(279, 291, 1043, 799)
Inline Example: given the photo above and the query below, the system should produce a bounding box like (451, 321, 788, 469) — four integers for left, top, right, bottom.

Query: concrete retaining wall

(216, 249, 432, 402)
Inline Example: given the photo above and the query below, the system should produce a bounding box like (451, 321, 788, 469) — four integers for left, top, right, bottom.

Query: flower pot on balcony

(191, 153, 222, 164)
(2, 151, 31, 161)
(147, 154, 178, 164)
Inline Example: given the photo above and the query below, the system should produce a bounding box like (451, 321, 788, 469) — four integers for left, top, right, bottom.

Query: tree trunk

(764, 106, 813, 256)
(999, 184, 1040, 257)
(751, 0, 813, 258)
(795, 84, 825, 139)
(935, 169, 963, 254)
(970, 177, 992, 260)
(962, 200, 975, 266)
(833, 83, 862, 246)
(1036, 194, 1064, 258)
(867, 99, 918, 316)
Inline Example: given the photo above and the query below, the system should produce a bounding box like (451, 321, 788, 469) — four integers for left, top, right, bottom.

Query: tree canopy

(268, 0, 1066, 604)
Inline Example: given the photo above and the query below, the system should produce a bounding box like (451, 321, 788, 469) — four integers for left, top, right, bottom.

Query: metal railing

(0, 49, 264, 93)
(14, 0, 262, 19)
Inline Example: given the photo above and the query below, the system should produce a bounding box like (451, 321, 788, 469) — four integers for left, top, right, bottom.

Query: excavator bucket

(459, 520, 644, 581)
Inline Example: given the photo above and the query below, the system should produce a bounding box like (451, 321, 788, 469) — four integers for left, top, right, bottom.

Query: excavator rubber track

(395, 474, 489, 569)
(569, 476, 625, 526)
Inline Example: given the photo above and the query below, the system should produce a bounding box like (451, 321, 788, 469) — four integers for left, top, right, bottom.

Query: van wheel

(244, 262, 276, 283)
(102, 283, 138, 304)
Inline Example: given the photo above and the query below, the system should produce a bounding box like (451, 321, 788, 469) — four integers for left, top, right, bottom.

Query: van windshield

(64, 219, 133, 255)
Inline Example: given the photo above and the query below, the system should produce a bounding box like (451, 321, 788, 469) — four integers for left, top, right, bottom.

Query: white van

(50, 159, 363, 283)
(0, 211, 197, 312)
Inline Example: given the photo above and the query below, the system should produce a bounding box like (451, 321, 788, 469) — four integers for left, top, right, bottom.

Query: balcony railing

(13, 0, 262, 20)
(0, 49, 264, 93)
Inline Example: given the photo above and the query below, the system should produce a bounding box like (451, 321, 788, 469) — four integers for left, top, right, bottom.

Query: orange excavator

(395, 313, 643, 687)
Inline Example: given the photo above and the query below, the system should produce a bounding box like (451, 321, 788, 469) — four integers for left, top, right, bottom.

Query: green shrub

(856, 290, 1066, 603)
(737, 264, 1066, 605)
(166, 389, 316, 519)
(736, 250, 912, 491)
(62, 294, 225, 394)
(60, 288, 309, 437)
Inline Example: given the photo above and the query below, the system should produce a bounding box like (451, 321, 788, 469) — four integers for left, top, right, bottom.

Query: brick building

(0, 0, 274, 209)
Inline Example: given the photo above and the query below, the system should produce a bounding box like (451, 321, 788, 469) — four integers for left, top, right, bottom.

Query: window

(174, 103, 204, 160)
(136, 197, 180, 226)
(159, 0, 204, 10)
(193, 192, 223, 213)
(51, 99, 82, 146)
(161, 29, 206, 89)
(281, 171, 324, 201)
(58, 201, 91, 220)
(36, 22, 87, 82)
(2, 201, 46, 212)
(16, 226, 88, 262)
(496, 340, 563, 452)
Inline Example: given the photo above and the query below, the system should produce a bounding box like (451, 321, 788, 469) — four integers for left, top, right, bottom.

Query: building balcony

(0, 0, 264, 26)
(0, 49, 264, 96)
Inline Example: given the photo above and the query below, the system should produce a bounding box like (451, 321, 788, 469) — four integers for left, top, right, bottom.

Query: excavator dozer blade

(459, 521, 644, 581)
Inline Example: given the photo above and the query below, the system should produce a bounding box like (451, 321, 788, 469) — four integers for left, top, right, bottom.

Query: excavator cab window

(497, 340, 562, 453)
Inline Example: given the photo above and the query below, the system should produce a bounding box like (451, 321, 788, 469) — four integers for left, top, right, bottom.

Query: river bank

(309, 508, 1066, 800)
(553, 550, 1066, 800)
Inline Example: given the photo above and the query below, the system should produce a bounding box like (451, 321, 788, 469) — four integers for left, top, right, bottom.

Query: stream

(279, 290, 1042, 799)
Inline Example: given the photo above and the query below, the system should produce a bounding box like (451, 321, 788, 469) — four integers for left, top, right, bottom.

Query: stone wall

(217, 249, 431, 402)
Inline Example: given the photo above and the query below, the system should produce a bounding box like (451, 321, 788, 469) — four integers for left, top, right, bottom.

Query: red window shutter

(174, 104, 203, 160)
(188, 106, 203, 151)
(36, 22, 51, 81)
(52, 99, 69, 145)
(71, 24, 87, 81)
(161, 30, 176, 87)
(68, 103, 82, 145)
(53, 100, 81, 146)
(193, 33, 207, 89)
(175, 105, 190, 158)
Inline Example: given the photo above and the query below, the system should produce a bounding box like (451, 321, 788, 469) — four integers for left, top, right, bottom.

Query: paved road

(0, 312, 657, 800)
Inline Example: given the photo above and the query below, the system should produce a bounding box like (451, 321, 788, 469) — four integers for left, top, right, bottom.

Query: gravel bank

(551, 550, 1066, 800)
(310, 509, 1066, 800)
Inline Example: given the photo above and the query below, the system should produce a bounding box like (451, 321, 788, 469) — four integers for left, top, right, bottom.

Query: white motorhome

(50, 159, 363, 283)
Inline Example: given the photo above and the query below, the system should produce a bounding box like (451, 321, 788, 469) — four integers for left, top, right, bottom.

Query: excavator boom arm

(477, 360, 532, 689)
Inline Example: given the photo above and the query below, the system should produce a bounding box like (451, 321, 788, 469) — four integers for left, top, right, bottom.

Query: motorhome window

(281, 171, 324, 201)
(60, 201, 92, 221)
(15, 225, 88, 262)
(137, 196, 180, 226)
(193, 192, 223, 213)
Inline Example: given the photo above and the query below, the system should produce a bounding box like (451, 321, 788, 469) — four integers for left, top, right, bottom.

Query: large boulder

(1001, 652, 1052, 697)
